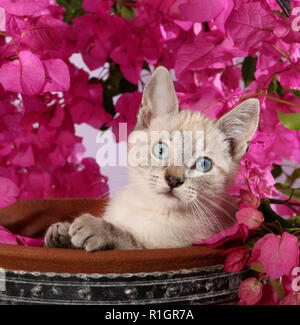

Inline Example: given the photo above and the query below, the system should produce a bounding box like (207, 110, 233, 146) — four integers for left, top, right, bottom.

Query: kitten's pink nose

(165, 175, 184, 188)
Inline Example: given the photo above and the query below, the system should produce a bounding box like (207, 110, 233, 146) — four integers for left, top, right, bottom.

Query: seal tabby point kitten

(45, 66, 260, 251)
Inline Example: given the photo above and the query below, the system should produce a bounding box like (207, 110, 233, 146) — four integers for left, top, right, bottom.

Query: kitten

(44, 66, 260, 251)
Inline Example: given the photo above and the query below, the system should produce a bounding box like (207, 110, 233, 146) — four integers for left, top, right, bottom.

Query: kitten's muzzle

(165, 166, 185, 189)
(165, 175, 184, 189)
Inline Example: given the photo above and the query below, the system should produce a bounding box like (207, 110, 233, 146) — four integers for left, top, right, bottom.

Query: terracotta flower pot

(0, 198, 248, 304)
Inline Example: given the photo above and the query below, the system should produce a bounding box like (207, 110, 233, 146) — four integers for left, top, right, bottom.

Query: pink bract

(236, 206, 264, 230)
(0, 225, 44, 246)
(0, 0, 49, 16)
(279, 292, 300, 305)
(222, 246, 250, 272)
(0, 177, 19, 209)
(238, 278, 263, 305)
(179, 0, 224, 23)
(0, 50, 44, 95)
(193, 223, 249, 248)
(248, 232, 300, 279)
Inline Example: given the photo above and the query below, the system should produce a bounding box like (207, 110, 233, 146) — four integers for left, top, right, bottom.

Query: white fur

(102, 67, 260, 249)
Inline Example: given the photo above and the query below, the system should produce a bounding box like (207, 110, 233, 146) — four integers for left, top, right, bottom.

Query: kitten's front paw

(44, 222, 72, 248)
(69, 213, 113, 252)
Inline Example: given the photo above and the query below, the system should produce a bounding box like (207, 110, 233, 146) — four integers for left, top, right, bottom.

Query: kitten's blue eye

(153, 142, 169, 159)
(195, 157, 212, 172)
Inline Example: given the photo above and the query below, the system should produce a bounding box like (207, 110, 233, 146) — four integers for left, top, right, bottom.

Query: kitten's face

(127, 67, 260, 209)
(127, 110, 238, 208)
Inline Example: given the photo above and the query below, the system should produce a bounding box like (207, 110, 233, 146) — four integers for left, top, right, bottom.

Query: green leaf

(56, 0, 86, 24)
(100, 124, 109, 131)
(267, 76, 277, 94)
(120, 5, 136, 19)
(142, 61, 150, 71)
(249, 262, 265, 273)
(287, 215, 300, 224)
(271, 164, 283, 179)
(275, 183, 300, 202)
(100, 62, 138, 116)
(272, 9, 287, 18)
(244, 236, 261, 249)
(286, 89, 300, 100)
(258, 198, 293, 228)
(277, 109, 300, 130)
(242, 56, 257, 87)
(270, 278, 285, 301)
(268, 76, 284, 97)
(287, 168, 300, 186)
(119, 78, 138, 93)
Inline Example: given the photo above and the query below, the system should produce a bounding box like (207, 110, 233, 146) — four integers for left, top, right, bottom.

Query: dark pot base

(0, 265, 249, 305)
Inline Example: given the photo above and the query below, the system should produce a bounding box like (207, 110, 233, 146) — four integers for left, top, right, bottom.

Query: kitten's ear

(216, 98, 260, 162)
(135, 66, 179, 129)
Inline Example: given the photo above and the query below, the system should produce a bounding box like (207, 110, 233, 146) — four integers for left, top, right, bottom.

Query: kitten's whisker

(209, 193, 239, 209)
(185, 202, 200, 239)
(189, 201, 204, 229)
(193, 199, 223, 233)
(194, 199, 224, 233)
(197, 193, 236, 222)
(191, 200, 214, 230)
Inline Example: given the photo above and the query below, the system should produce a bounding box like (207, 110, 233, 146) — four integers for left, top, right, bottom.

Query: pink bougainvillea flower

(282, 266, 300, 295)
(222, 246, 250, 273)
(220, 66, 241, 91)
(42, 59, 70, 93)
(238, 278, 263, 305)
(16, 14, 69, 57)
(16, 234, 44, 246)
(70, 100, 112, 129)
(236, 207, 264, 230)
(0, 50, 44, 95)
(81, 0, 113, 14)
(110, 46, 143, 85)
(255, 283, 280, 305)
(110, 92, 142, 142)
(248, 232, 300, 279)
(65, 67, 111, 128)
(0, 226, 18, 245)
(0, 177, 19, 209)
(214, 0, 234, 33)
(78, 27, 112, 71)
(175, 32, 245, 78)
(0, 226, 43, 246)
(179, 0, 224, 22)
(279, 292, 300, 305)
(193, 223, 249, 248)
(0, 53, 70, 95)
(226, 0, 288, 51)
(11, 144, 35, 167)
(0, 7, 5, 31)
(175, 35, 218, 78)
(239, 283, 280, 305)
(0, 0, 49, 16)
(239, 190, 261, 208)
(72, 12, 122, 71)
(48, 105, 65, 129)
(58, 158, 109, 198)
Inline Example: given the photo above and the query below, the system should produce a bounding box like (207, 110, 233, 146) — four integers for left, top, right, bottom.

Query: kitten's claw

(44, 222, 73, 248)
(69, 213, 112, 252)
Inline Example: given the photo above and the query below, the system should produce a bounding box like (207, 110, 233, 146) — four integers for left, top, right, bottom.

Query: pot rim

(0, 243, 225, 274)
